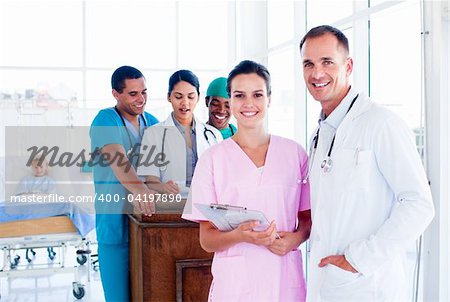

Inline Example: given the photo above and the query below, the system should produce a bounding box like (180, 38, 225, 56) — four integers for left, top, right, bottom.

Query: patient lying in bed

(15, 156, 57, 261)
(16, 156, 56, 195)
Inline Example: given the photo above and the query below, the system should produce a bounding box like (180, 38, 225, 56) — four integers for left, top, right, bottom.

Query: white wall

(423, 1, 449, 301)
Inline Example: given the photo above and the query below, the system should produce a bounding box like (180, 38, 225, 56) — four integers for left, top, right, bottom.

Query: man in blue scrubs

(90, 66, 158, 302)
(205, 77, 236, 139)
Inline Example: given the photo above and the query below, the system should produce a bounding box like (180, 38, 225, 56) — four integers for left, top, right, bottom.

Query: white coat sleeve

(182, 148, 217, 222)
(214, 127, 223, 143)
(344, 115, 434, 276)
(136, 126, 161, 179)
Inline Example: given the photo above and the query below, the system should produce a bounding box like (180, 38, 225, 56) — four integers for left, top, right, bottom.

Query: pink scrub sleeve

(298, 145, 311, 212)
(182, 148, 218, 222)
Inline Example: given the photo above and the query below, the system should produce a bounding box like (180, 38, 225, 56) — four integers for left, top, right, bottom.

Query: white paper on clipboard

(194, 203, 271, 232)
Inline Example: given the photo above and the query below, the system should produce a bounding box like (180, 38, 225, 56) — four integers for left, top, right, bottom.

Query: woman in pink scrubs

(182, 60, 311, 301)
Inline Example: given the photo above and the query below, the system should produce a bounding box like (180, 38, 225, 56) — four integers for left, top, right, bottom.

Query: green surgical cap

(206, 77, 229, 99)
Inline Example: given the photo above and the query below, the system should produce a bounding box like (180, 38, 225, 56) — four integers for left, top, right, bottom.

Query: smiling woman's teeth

(242, 112, 257, 117)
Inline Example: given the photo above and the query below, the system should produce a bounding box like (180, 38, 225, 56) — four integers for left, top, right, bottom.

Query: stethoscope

(114, 106, 147, 161)
(205, 124, 234, 142)
(203, 127, 218, 145)
(159, 123, 218, 172)
(302, 94, 358, 184)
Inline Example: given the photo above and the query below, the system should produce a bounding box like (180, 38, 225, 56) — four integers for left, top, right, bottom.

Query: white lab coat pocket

(341, 148, 375, 190)
(351, 149, 374, 190)
(210, 255, 250, 301)
(323, 264, 360, 287)
(320, 264, 376, 301)
(320, 265, 361, 299)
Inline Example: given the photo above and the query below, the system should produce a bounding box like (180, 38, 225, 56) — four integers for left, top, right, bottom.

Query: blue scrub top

(90, 107, 158, 244)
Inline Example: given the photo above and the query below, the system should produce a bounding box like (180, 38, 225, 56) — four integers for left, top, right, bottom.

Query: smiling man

(300, 25, 434, 302)
(205, 77, 237, 139)
(90, 65, 159, 302)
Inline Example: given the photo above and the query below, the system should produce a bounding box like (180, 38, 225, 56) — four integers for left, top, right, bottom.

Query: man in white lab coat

(300, 25, 435, 301)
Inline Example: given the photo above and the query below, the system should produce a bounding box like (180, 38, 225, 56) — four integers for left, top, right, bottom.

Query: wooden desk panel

(129, 214, 213, 302)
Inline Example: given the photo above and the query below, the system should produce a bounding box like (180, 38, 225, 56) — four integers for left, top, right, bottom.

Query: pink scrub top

(182, 135, 310, 301)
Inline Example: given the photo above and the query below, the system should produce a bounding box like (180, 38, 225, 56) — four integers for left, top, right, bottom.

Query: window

(369, 0, 422, 129)
(178, 1, 228, 69)
(306, 0, 353, 28)
(0, 69, 82, 106)
(0, 1, 82, 67)
(0, 1, 83, 123)
(268, 1, 294, 48)
(0, 1, 232, 125)
(268, 46, 295, 139)
(85, 1, 177, 69)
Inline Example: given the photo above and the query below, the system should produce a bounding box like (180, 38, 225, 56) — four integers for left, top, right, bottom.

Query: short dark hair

(299, 25, 349, 54)
(168, 70, 200, 96)
(227, 60, 271, 97)
(111, 66, 145, 93)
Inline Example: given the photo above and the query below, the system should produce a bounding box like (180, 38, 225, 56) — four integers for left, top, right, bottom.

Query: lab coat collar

(308, 91, 372, 164)
(331, 92, 372, 150)
(320, 87, 358, 130)
(344, 92, 372, 122)
(160, 115, 175, 127)
(170, 112, 196, 132)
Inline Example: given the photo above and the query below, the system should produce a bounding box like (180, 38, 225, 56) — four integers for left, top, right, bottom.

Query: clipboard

(194, 203, 271, 232)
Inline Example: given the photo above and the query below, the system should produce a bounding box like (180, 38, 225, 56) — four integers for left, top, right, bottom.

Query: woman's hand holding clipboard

(195, 203, 280, 239)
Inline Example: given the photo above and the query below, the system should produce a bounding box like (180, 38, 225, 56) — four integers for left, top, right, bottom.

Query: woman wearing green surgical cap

(205, 77, 237, 139)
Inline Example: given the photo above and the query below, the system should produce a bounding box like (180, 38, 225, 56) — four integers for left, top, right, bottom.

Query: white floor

(0, 238, 423, 302)
(0, 240, 105, 302)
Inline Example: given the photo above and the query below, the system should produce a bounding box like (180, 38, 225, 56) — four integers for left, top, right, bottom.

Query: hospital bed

(0, 200, 95, 299)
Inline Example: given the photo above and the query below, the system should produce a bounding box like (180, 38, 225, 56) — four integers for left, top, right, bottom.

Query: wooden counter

(129, 212, 213, 302)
